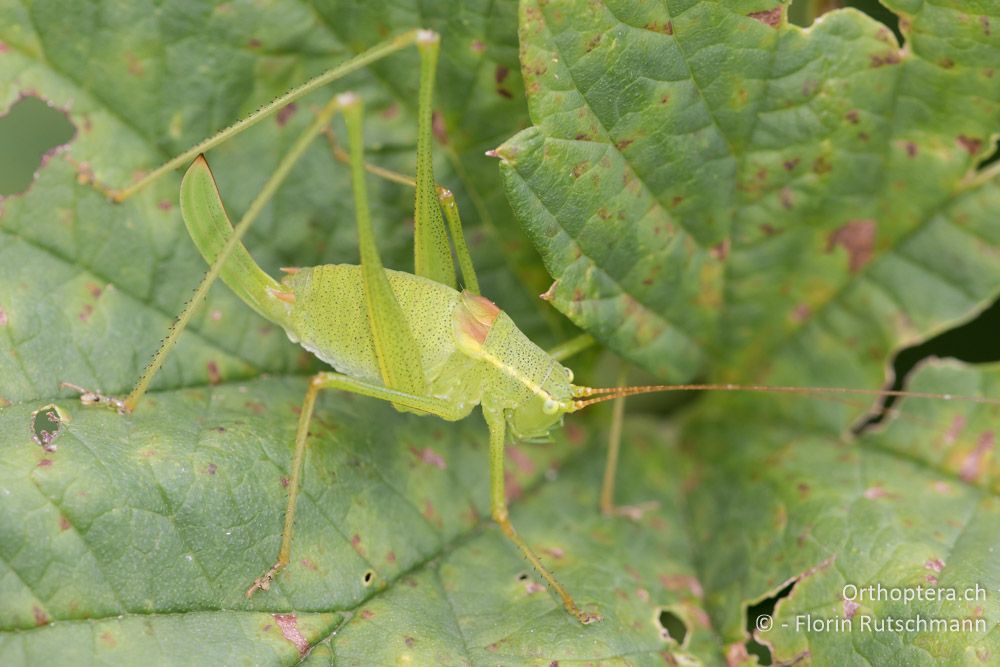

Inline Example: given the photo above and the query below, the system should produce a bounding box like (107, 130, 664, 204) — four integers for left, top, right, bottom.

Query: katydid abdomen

(281, 264, 484, 419)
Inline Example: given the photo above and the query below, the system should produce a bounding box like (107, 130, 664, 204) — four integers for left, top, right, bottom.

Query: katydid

(64, 28, 1000, 627)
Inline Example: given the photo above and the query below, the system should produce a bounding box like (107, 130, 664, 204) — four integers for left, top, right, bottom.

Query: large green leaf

(499, 0, 1000, 664)
(500, 0, 1000, 385)
(0, 1, 710, 664)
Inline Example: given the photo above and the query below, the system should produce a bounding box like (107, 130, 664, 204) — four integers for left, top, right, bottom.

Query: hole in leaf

(745, 581, 795, 665)
(788, 1, 902, 44)
(979, 140, 1000, 172)
(0, 96, 75, 196)
(362, 569, 374, 586)
(516, 572, 530, 581)
(31, 404, 64, 452)
(657, 609, 688, 645)
(855, 295, 1000, 432)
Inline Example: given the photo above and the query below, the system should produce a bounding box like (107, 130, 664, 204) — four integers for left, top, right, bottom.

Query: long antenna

(569, 383, 1000, 411)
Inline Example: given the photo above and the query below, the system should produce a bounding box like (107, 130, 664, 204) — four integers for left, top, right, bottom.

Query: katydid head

(506, 363, 577, 441)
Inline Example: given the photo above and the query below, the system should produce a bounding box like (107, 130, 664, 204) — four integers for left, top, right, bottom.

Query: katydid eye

(564, 368, 574, 382)
(543, 399, 559, 414)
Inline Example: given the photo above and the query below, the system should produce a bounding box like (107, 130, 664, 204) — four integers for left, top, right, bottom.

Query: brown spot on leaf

(748, 7, 782, 28)
(300, 558, 318, 571)
(245, 400, 265, 414)
(504, 470, 524, 503)
(411, 446, 447, 469)
(33, 606, 49, 627)
(939, 58, 954, 69)
(644, 20, 673, 35)
(958, 135, 983, 155)
(360, 609, 374, 620)
(615, 138, 634, 151)
(845, 109, 860, 125)
(843, 598, 859, 619)
(932, 481, 952, 494)
(386, 550, 396, 563)
(125, 52, 144, 76)
(99, 631, 117, 647)
(404, 636, 416, 647)
(37, 459, 53, 468)
(726, 642, 752, 667)
(791, 303, 811, 323)
(157, 199, 172, 211)
(423, 500, 441, 526)
(59, 515, 71, 531)
(983, 16, 992, 36)
(659, 573, 704, 597)
(276, 103, 297, 127)
(780, 187, 794, 210)
(959, 431, 995, 482)
(274, 613, 309, 657)
(247, 38, 262, 49)
(564, 421, 586, 445)
(585, 34, 602, 52)
(206, 361, 221, 385)
(710, 239, 730, 261)
(470, 39, 485, 53)
(863, 485, 891, 500)
(813, 155, 832, 174)
(78, 304, 93, 322)
(495, 65, 509, 84)
(826, 219, 876, 273)
(783, 157, 800, 171)
(432, 110, 448, 144)
(525, 580, 545, 594)
(206, 463, 217, 475)
(905, 141, 918, 158)
(506, 445, 535, 474)
(0, 308, 7, 326)
(944, 415, 967, 446)
(380, 103, 399, 120)
(870, 51, 902, 68)
(925, 558, 945, 572)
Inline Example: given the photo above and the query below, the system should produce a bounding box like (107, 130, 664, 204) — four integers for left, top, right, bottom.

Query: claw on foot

(61, 382, 128, 414)
(246, 563, 282, 598)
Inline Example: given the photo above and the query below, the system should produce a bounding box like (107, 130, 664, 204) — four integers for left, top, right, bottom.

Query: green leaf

(500, 0, 1000, 663)
(500, 0, 1000, 385)
(0, 1, 713, 664)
